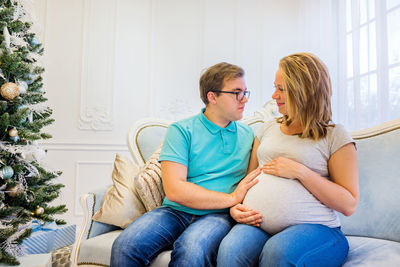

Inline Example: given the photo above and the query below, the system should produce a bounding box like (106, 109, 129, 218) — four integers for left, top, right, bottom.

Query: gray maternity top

(243, 119, 354, 234)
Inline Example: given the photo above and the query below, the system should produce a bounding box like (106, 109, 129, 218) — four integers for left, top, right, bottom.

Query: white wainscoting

(40, 142, 130, 228)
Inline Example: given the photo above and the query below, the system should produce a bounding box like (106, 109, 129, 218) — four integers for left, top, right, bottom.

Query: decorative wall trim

(147, 0, 154, 117)
(78, 0, 117, 131)
(39, 140, 127, 152)
(74, 161, 113, 216)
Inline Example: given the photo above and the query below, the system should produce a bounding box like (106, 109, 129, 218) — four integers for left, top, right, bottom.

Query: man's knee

(111, 230, 150, 267)
(171, 244, 214, 267)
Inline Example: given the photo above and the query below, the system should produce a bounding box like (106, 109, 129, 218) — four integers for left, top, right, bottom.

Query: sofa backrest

(127, 100, 279, 165)
(339, 118, 400, 242)
(126, 102, 400, 243)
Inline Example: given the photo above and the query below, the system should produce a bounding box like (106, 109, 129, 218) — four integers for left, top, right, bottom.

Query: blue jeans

(218, 223, 349, 267)
(110, 207, 234, 267)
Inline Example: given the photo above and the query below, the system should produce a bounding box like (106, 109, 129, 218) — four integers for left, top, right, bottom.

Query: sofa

(71, 100, 400, 266)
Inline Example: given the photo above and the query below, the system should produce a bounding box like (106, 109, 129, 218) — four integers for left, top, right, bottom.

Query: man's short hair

(199, 62, 244, 105)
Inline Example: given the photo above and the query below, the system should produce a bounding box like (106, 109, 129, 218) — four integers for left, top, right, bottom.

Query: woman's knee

(260, 224, 349, 267)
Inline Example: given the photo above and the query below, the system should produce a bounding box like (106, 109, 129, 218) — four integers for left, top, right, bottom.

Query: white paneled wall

(24, 0, 336, 228)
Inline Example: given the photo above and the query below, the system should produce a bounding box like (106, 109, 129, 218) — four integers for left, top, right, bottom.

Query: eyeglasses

(211, 90, 250, 101)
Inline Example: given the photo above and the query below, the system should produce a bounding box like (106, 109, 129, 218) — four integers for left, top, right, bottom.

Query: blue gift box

(21, 222, 76, 254)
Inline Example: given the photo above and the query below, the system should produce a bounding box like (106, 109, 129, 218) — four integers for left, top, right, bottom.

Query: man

(111, 62, 260, 267)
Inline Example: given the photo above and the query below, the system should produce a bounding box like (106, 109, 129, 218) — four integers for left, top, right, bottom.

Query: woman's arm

(262, 143, 359, 216)
(247, 137, 260, 174)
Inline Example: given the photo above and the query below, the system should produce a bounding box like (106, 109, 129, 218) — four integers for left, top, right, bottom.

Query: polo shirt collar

(199, 108, 237, 134)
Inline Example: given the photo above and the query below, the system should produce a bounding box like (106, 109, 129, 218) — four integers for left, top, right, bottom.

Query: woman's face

(272, 69, 287, 115)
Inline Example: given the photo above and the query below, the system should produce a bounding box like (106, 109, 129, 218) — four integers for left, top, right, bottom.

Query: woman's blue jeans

(110, 206, 234, 267)
(217, 223, 349, 267)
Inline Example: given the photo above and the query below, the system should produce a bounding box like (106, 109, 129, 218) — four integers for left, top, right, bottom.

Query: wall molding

(78, 0, 117, 131)
(39, 140, 128, 152)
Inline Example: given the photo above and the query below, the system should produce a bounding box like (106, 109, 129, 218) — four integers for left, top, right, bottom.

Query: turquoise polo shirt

(158, 109, 254, 215)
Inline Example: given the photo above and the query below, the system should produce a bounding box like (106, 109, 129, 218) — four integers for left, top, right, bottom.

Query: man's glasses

(211, 90, 250, 102)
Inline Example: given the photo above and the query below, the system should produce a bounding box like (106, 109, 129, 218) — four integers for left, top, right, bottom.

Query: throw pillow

(92, 153, 146, 228)
(134, 145, 165, 212)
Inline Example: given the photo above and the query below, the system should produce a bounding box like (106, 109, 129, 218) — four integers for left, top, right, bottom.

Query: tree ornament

(21, 150, 33, 162)
(16, 81, 28, 94)
(0, 166, 14, 179)
(25, 190, 35, 202)
(28, 111, 33, 122)
(29, 37, 40, 46)
(8, 127, 18, 137)
(8, 127, 19, 142)
(35, 206, 44, 215)
(10, 135, 19, 142)
(33, 149, 46, 162)
(1, 82, 20, 101)
(7, 183, 25, 197)
(26, 74, 35, 85)
(3, 26, 10, 49)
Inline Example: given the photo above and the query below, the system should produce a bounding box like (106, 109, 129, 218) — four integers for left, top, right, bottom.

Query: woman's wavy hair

(278, 52, 334, 140)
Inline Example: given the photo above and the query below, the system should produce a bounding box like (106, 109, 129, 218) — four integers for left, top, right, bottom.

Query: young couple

(111, 53, 359, 267)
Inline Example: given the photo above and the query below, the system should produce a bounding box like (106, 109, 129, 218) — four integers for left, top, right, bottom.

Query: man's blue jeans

(110, 206, 234, 267)
(217, 223, 349, 267)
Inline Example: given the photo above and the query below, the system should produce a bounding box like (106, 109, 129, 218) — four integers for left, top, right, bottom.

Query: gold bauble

(8, 127, 18, 137)
(35, 206, 44, 215)
(1, 82, 20, 101)
(7, 183, 24, 197)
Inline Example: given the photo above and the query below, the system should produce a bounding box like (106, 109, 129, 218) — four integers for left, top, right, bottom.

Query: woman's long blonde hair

(278, 52, 334, 140)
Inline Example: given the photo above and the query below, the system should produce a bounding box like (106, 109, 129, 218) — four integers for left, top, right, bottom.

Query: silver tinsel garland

(0, 220, 39, 258)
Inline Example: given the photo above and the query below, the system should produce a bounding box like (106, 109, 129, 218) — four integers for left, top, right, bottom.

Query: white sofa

(71, 101, 400, 266)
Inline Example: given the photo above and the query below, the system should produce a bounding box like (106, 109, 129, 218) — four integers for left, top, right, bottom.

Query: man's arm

(161, 161, 260, 210)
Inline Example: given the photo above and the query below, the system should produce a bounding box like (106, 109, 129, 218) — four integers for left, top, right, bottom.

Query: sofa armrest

(71, 185, 120, 266)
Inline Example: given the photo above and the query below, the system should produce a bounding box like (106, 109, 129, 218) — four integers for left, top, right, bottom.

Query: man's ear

(207, 91, 217, 104)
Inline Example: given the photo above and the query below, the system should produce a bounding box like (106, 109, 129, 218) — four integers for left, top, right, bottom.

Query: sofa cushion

(77, 229, 171, 267)
(78, 230, 122, 265)
(343, 236, 400, 266)
(340, 128, 400, 242)
(135, 145, 165, 212)
(77, 232, 400, 267)
(92, 154, 146, 228)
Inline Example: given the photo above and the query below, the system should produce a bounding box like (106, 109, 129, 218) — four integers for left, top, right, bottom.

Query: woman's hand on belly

(230, 204, 262, 227)
(262, 157, 307, 180)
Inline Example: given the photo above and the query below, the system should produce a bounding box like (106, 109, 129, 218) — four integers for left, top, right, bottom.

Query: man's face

(214, 77, 248, 122)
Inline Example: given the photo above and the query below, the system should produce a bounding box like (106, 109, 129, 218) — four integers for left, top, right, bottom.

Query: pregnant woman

(217, 53, 359, 267)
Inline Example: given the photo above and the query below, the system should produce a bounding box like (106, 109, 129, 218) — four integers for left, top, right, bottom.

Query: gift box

(21, 222, 76, 254)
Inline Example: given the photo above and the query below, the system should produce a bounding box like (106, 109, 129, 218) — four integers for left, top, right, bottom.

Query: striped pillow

(134, 145, 165, 212)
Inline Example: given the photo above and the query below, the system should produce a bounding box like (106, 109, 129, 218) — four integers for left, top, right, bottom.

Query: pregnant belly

(243, 172, 338, 234)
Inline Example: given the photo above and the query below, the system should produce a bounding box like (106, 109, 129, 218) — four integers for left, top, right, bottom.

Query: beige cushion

(135, 146, 165, 212)
(77, 230, 122, 265)
(77, 229, 171, 267)
(92, 154, 146, 228)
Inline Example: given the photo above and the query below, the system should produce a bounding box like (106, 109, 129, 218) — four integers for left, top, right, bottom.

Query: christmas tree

(0, 0, 67, 265)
